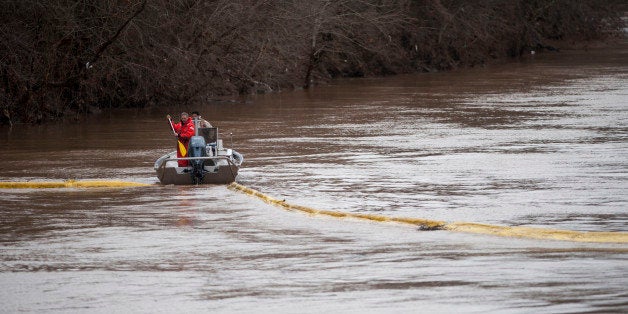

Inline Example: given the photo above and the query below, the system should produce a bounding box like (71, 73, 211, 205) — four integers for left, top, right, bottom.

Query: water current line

(0, 180, 151, 189)
(227, 182, 628, 244)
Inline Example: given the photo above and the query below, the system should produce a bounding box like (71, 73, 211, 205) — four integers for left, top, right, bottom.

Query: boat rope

(227, 182, 628, 244)
(0, 180, 152, 189)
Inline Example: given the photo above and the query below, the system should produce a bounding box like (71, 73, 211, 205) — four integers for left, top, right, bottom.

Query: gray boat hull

(154, 151, 242, 185)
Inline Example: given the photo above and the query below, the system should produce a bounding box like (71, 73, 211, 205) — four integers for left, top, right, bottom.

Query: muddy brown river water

(1, 41, 627, 313)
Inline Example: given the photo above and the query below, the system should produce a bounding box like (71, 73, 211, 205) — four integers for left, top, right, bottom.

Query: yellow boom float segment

(0, 180, 151, 189)
(444, 222, 628, 243)
(229, 182, 445, 231)
(228, 182, 628, 244)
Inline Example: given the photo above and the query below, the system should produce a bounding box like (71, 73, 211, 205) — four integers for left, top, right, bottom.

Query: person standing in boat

(167, 112, 195, 167)
(191, 111, 212, 127)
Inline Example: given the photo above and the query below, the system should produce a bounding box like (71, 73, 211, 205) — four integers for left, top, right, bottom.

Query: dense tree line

(0, 0, 623, 125)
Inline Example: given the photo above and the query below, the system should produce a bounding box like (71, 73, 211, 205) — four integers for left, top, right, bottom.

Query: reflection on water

(1, 43, 627, 312)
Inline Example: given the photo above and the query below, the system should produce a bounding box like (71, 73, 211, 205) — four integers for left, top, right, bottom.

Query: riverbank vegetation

(1, 0, 624, 125)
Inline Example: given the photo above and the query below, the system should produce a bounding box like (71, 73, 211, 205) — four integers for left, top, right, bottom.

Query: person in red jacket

(167, 112, 195, 167)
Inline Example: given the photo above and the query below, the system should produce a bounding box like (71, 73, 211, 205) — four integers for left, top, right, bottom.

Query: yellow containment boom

(0, 180, 151, 189)
(228, 182, 628, 244)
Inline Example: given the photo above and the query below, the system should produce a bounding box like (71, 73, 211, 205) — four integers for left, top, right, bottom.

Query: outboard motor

(188, 119, 207, 184)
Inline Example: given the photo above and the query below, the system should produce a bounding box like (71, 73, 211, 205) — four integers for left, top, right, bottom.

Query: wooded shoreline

(1, 0, 624, 125)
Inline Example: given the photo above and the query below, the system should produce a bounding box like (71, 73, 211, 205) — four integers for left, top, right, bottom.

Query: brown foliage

(0, 0, 623, 124)
(402, 0, 624, 71)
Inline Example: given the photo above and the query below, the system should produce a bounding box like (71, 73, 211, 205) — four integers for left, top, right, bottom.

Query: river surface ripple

(1, 43, 627, 313)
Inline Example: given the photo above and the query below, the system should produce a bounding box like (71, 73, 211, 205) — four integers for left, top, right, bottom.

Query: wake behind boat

(154, 123, 243, 185)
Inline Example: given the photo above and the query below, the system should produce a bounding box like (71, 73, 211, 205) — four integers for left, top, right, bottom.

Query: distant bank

(1, 0, 625, 125)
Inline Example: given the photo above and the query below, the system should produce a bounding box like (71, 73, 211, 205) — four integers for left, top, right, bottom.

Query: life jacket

(173, 117, 195, 144)
(172, 117, 195, 167)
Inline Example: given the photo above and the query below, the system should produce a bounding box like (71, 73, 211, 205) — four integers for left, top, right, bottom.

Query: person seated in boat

(167, 112, 195, 167)
(191, 111, 212, 128)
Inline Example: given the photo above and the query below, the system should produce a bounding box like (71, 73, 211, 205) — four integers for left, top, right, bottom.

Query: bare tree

(0, 0, 622, 124)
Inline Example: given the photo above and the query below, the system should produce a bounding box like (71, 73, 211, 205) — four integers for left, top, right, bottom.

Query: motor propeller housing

(188, 135, 207, 184)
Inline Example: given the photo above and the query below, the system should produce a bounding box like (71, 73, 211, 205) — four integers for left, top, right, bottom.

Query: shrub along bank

(0, 0, 624, 125)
